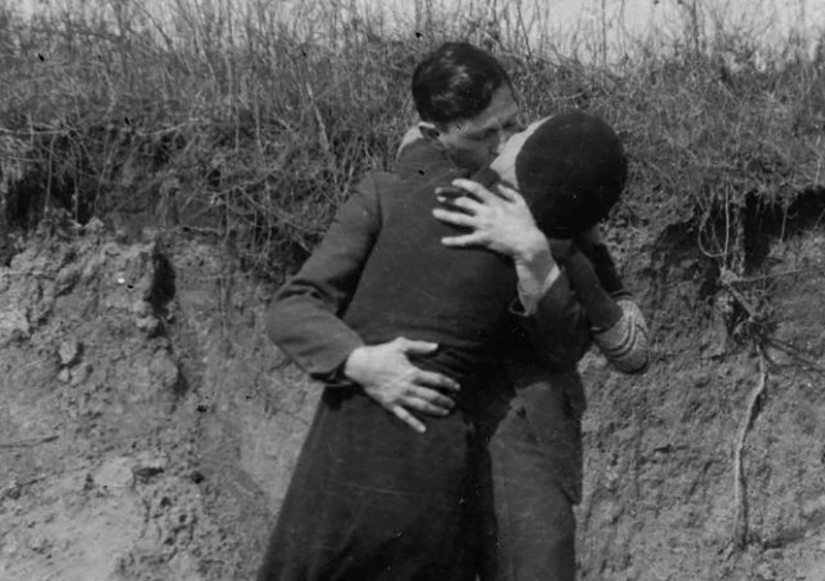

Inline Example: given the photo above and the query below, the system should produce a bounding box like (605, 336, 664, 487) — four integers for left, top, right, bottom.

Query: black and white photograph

(0, 1, 824, 579)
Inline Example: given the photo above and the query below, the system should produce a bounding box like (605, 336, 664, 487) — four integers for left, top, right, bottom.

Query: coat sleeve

(587, 243, 650, 374)
(592, 298, 650, 374)
(265, 180, 382, 380)
(565, 242, 650, 375)
(511, 242, 650, 374)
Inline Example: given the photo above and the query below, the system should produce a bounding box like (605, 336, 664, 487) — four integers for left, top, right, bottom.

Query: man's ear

(417, 121, 442, 143)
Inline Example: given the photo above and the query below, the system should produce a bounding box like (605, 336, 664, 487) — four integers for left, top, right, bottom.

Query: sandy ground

(1, 210, 824, 580)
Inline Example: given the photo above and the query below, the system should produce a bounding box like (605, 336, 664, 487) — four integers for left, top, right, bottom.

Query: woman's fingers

(439, 233, 484, 247)
(436, 180, 523, 212)
(450, 178, 497, 203)
(432, 207, 476, 227)
(433, 185, 465, 199)
(494, 182, 524, 203)
(435, 193, 482, 215)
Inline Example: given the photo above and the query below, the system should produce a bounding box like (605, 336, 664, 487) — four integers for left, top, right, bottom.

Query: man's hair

(412, 42, 512, 125)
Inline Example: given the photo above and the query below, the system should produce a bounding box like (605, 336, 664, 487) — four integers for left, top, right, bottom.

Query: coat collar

(394, 128, 468, 183)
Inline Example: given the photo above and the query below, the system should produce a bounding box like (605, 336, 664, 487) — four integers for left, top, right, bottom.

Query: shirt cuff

(321, 360, 358, 388)
(516, 263, 562, 316)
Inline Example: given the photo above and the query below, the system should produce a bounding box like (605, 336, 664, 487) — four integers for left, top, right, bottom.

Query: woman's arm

(432, 178, 592, 370)
(571, 229, 650, 374)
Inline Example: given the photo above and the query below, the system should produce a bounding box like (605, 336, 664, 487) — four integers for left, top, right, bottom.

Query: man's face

(488, 116, 547, 188)
(425, 85, 521, 172)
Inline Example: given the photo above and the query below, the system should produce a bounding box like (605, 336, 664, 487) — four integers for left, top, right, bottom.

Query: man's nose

(494, 129, 513, 155)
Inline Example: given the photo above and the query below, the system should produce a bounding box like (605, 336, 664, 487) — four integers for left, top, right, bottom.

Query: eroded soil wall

(1, 210, 824, 580)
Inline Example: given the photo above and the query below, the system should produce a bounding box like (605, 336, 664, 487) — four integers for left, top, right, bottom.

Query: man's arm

(266, 184, 378, 380)
(267, 176, 459, 432)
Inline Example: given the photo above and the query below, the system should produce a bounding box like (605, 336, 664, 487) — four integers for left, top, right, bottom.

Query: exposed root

(730, 353, 768, 554)
(719, 267, 758, 320)
(0, 434, 59, 448)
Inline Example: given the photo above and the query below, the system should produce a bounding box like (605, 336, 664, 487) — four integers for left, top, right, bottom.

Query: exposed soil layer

(1, 201, 824, 580)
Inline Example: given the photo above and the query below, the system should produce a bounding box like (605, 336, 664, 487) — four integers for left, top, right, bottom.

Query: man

(257, 42, 594, 581)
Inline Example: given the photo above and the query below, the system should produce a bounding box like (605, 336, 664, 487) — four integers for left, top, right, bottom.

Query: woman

(257, 43, 594, 581)
(406, 112, 651, 581)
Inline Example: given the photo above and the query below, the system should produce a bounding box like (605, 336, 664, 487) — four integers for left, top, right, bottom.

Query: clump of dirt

(1, 195, 824, 580)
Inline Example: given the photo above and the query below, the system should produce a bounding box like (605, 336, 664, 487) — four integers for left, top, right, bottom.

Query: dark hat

(487, 110, 627, 238)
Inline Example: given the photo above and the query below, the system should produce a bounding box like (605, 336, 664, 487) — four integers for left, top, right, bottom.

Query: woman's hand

(433, 178, 578, 311)
(572, 225, 602, 257)
(344, 338, 460, 433)
(433, 178, 550, 266)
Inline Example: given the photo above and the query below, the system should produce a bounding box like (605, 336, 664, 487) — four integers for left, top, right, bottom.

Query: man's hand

(343, 338, 460, 433)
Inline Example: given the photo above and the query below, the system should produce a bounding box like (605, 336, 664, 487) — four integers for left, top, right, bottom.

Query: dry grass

(0, 0, 823, 280)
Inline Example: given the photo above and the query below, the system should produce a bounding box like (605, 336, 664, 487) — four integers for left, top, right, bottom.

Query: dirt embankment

(1, 195, 824, 580)
(577, 191, 825, 581)
(0, 217, 314, 581)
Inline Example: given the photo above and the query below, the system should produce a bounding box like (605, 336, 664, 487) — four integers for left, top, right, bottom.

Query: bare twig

(763, 338, 825, 376)
(720, 276, 758, 320)
(305, 82, 330, 156)
(728, 265, 825, 285)
(0, 270, 55, 278)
